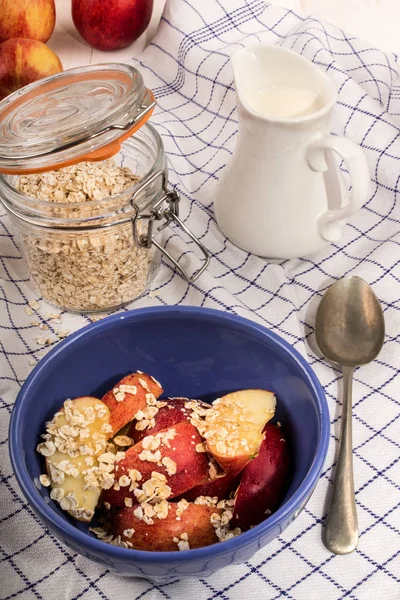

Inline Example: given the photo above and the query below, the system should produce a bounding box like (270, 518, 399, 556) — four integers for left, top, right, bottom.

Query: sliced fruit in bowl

(202, 389, 276, 475)
(128, 397, 208, 443)
(37, 396, 112, 522)
(102, 420, 211, 508)
(35, 370, 293, 552)
(101, 372, 163, 435)
(106, 502, 227, 551)
(232, 423, 291, 531)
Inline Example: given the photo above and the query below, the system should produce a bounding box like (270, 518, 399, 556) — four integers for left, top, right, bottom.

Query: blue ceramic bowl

(9, 306, 329, 582)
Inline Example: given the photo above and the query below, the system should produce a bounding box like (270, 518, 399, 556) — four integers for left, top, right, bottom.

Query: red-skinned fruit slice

(101, 372, 163, 436)
(128, 397, 206, 443)
(180, 472, 240, 502)
(231, 423, 291, 531)
(110, 503, 223, 551)
(204, 389, 276, 475)
(102, 421, 210, 507)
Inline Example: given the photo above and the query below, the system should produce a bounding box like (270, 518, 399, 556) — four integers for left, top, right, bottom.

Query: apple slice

(101, 372, 163, 436)
(180, 472, 240, 502)
(37, 396, 112, 522)
(108, 502, 223, 551)
(102, 420, 210, 508)
(232, 423, 291, 531)
(203, 389, 276, 475)
(128, 397, 210, 443)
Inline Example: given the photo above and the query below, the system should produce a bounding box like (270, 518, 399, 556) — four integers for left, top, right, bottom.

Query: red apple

(0, 38, 62, 101)
(71, 0, 154, 51)
(232, 423, 291, 531)
(0, 0, 56, 43)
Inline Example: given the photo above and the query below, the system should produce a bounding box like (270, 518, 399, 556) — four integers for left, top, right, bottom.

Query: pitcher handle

(307, 136, 370, 242)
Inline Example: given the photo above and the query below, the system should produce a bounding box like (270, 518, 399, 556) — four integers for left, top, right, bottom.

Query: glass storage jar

(0, 65, 209, 313)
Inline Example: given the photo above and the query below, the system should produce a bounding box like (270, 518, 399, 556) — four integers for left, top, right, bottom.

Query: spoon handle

(324, 366, 359, 554)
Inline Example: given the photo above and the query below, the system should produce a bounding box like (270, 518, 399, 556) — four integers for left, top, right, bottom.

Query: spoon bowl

(315, 276, 385, 555)
(316, 276, 385, 367)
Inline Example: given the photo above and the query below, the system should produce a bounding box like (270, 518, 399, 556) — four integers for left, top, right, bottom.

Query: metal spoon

(315, 276, 385, 555)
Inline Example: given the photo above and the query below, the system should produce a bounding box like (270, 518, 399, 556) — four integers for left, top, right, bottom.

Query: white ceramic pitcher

(214, 44, 370, 259)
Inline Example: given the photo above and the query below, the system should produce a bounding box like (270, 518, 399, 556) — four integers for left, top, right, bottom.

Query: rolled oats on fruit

(113, 435, 133, 447)
(17, 160, 152, 312)
(36, 372, 291, 551)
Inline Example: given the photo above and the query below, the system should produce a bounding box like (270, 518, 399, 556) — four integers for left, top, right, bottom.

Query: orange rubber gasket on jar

(0, 90, 155, 175)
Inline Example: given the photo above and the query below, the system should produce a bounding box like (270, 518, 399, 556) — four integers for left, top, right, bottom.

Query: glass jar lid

(0, 63, 155, 174)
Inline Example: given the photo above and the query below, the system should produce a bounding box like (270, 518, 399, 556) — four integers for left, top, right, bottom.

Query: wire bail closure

(130, 170, 210, 283)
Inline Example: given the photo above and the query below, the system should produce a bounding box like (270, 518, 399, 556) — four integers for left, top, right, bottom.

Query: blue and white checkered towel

(1, 1, 399, 598)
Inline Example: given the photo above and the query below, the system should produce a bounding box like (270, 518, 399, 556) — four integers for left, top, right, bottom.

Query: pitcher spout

(230, 45, 269, 119)
(231, 44, 336, 122)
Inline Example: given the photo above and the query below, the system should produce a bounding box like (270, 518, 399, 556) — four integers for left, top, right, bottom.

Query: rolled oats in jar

(16, 160, 153, 312)
(0, 65, 209, 313)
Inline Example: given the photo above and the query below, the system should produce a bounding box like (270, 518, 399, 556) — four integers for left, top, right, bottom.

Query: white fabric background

(0, 1, 399, 598)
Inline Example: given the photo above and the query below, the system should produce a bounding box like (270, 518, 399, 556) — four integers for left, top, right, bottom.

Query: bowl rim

(9, 305, 330, 563)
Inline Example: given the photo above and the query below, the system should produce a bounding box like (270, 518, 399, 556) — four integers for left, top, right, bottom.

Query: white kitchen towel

(1, 1, 399, 599)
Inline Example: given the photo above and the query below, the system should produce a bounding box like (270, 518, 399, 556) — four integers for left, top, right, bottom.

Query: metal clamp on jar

(0, 64, 210, 313)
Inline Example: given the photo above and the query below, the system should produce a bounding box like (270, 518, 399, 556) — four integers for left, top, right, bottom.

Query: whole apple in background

(0, 0, 56, 43)
(0, 38, 63, 101)
(72, 0, 154, 51)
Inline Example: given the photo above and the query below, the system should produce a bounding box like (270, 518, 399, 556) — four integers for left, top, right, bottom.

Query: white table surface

(49, 0, 399, 67)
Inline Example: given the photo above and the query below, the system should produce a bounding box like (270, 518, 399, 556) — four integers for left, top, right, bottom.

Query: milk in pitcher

(248, 85, 322, 119)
